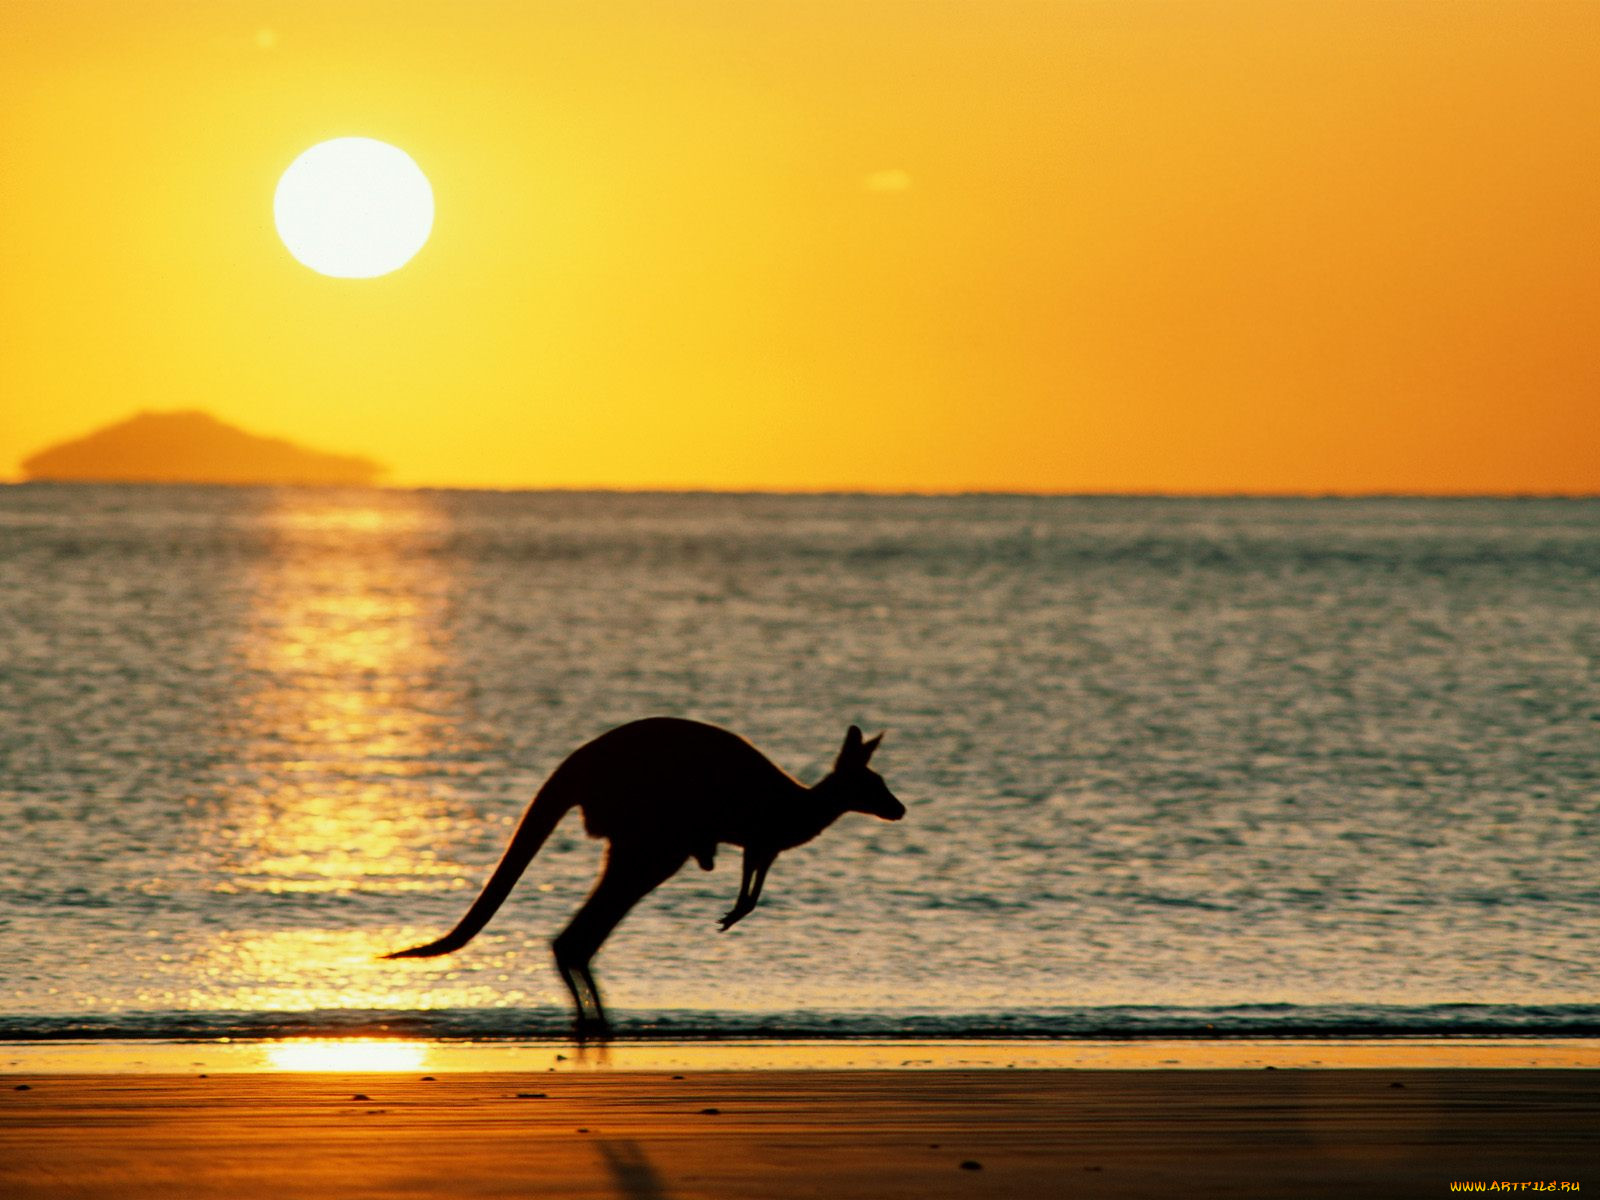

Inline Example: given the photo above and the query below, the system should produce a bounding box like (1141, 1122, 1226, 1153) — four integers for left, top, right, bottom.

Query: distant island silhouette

(21, 411, 385, 486)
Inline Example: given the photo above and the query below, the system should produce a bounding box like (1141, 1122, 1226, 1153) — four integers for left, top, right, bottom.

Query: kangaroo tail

(382, 783, 572, 960)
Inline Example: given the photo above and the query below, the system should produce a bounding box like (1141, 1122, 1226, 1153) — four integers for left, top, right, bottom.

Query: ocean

(0, 485, 1595, 1041)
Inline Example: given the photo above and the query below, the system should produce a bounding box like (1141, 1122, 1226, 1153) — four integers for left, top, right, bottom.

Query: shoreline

(4, 1036, 1597, 1074)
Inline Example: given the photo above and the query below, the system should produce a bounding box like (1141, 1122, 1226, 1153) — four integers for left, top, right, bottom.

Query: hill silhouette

(21, 411, 385, 486)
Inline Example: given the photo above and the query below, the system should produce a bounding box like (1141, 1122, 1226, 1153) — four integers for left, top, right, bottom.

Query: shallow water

(0, 486, 1595, 1037)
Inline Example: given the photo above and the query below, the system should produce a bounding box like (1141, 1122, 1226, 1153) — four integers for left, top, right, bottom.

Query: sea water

(0, 486, 1595, 1039)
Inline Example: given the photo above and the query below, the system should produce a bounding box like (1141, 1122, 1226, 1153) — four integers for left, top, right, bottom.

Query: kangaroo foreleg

(718, 850, 774, 931)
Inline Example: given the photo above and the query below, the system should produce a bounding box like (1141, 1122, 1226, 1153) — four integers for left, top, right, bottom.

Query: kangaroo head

(825, 724, 905, 821)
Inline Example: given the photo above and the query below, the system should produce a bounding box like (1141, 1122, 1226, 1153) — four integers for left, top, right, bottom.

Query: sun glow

(273, 138, 433, 278)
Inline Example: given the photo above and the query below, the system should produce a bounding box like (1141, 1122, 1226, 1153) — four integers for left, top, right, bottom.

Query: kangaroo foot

(574, 1012, 612, 1045)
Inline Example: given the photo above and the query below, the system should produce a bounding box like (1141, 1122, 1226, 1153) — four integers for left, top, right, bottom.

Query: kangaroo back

(383, 780, 572, 959)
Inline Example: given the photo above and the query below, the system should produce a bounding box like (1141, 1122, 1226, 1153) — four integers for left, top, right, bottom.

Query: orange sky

(2, 1, 1596, 492)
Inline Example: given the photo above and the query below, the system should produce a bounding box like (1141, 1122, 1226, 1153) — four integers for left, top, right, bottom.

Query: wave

(3, 1005, 1597, 1042)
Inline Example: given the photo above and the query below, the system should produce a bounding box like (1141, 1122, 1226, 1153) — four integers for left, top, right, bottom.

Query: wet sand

(2, 1069, 1594, 1198)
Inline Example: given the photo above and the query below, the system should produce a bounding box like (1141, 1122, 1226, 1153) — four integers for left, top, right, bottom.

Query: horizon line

(3, 478, 1597, 501)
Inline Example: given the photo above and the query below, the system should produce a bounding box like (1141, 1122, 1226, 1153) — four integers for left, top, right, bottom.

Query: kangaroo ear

(837, 724, 864, 769)
(861, 732, 883, 763)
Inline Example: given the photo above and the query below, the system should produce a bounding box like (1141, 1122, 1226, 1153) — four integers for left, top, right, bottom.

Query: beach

(3, 1066, 1595, 1199)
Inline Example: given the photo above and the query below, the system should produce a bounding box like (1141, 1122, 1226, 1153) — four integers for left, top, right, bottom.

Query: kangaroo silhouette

(383, 718, 904, 1038)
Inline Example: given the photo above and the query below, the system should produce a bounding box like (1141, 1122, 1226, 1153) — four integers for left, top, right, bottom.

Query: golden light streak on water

(181, 928, 524, 1012)
(193, 490, 498, 1012)
(262, 1039, 431, 1072)
(217, 491, 464, 897)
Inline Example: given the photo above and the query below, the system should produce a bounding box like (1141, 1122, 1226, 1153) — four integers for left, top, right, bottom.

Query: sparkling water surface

(0, 486, 1595, 1037)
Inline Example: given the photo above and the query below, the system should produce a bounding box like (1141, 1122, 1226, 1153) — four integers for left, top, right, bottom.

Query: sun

(274, 138, 433, 278)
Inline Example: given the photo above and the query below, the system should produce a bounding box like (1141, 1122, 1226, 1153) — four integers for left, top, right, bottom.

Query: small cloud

(255, 28, 279, 51)
(862, 169, 913, 194)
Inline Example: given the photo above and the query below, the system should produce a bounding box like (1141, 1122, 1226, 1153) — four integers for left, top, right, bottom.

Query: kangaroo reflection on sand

(384, 719, 904, 1039)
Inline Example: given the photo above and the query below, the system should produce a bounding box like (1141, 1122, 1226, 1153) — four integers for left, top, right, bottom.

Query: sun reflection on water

(263, 1039, 430, 1072)
(223, 492, 469, 893)
(196, 490, 495, 1012)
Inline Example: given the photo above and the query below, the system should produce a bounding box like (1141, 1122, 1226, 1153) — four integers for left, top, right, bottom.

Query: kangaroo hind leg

(552, 842, 685, 1041)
